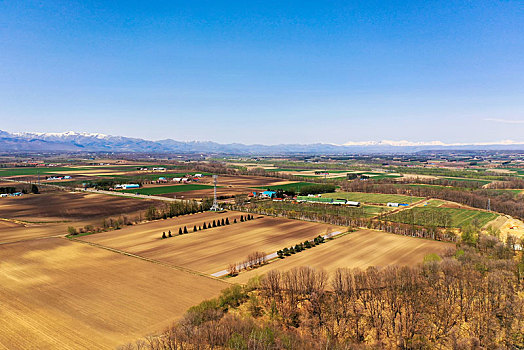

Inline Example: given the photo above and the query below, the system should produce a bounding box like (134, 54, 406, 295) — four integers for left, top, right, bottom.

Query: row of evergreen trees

(277, 235, 325, 258)
(161, 214, 256, 239)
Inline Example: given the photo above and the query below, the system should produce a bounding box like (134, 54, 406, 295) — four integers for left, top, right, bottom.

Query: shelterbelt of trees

(120, 235, 524, 349)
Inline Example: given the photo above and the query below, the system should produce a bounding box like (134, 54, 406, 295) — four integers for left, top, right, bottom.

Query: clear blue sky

(0, 1, 522, 144)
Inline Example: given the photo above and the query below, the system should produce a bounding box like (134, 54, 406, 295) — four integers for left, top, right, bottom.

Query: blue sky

(0, 1, 522, 144)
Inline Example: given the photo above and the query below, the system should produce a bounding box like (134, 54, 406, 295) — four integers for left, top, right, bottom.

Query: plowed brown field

(81, 211, 343, 274)
(0, 191, 162, 243)
(231, 230, 453, 283)
(0, 238, 227, 349)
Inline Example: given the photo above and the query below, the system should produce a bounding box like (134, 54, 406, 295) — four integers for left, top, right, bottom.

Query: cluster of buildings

(386, 202, 409, 207)
(46, 175, 72, 181)
(155, 174, 204, 184)
(248, 191, 277, 199)
(0, 192, 23, 198)
(296, 195, 360, 207)
(114, 184, 140, 190)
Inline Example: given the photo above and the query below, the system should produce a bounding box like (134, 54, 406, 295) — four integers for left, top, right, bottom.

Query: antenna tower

(210, 175, 220, 211)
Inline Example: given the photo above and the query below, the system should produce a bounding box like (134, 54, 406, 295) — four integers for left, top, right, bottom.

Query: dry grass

(0, 238, 227, 349)
(231, 230, 453, 284)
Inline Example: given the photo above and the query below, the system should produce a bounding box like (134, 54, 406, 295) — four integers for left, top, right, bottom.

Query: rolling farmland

(119, 184, 215, 195)
(0, 191, 162, 243)
(81, 211, 343, 274)
(0, 238, 227, 349)
(254, 182, 317, 192)
(231, 229, 453, 284)
(386, 206, 499, 228)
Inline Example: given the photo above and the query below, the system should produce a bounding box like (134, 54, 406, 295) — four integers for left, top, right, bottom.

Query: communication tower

(210, 175, 221, 211)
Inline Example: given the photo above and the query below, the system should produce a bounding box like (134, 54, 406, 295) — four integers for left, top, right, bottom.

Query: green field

(251, 201, 392, 218)
(0, 167, 93, 177)
(265, 168, 309, 172)
(255, 182, 316, 192)
(322, 192, 423, 204)
(441, 177, 491, 185)
(119, 184, 215, 195)
(421, 199, 446, 207)
(97, 172, 211, 180)
(386, 207, 498, 228)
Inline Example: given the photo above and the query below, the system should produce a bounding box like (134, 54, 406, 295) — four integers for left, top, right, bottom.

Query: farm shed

(261, 191, 276, 198)
(120, 184, 140, 190)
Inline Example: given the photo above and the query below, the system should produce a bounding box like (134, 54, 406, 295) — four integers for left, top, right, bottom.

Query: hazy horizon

(1, 1, 522, 144)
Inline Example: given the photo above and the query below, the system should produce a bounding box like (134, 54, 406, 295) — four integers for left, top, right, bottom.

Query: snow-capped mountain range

(2, 130, 524, 154)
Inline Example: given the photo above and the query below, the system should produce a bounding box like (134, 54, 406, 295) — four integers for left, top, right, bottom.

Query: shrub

(162, 232, 166, 239)
(67, 226, 77, 235)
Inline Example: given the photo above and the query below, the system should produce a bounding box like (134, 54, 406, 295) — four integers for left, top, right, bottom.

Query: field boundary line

(66, 236, 231, 285)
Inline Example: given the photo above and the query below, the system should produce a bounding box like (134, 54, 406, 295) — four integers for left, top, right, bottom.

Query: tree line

(160, 215, 256, 239)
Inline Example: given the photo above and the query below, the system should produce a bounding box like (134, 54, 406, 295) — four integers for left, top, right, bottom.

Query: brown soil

(232, 229, 453, 284)
(0, 238, 226, 349)
(81, 211, 343, 274)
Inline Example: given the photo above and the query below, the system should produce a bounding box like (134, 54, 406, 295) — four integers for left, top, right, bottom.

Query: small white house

(172, 177, 182, 182)
(194, 174, 203, 177)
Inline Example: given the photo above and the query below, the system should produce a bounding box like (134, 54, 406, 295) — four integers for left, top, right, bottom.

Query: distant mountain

(1, 130, 524, 154)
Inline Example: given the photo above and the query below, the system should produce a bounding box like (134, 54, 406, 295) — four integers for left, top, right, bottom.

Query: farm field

(441, 177, 491, 185)
(386, 206, 499, 228)
(0, 191, 159, 221)
(322, 191, 424, 204)
(159, 187, 248, 200)
(81, 211, 343, 274)
(232, 229, 453, 284)
(255, 182, 316, 192)
(199, 174, 293, 188)
(0, 167, 91, 177)
(0, 238, 227, 349)
(251, 201, 393, 218)
(0, 191, 161, 243)
(119, 183, 215, 195)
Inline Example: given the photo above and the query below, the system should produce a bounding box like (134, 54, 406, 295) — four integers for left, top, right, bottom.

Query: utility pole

(487, 198, 491, 211)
